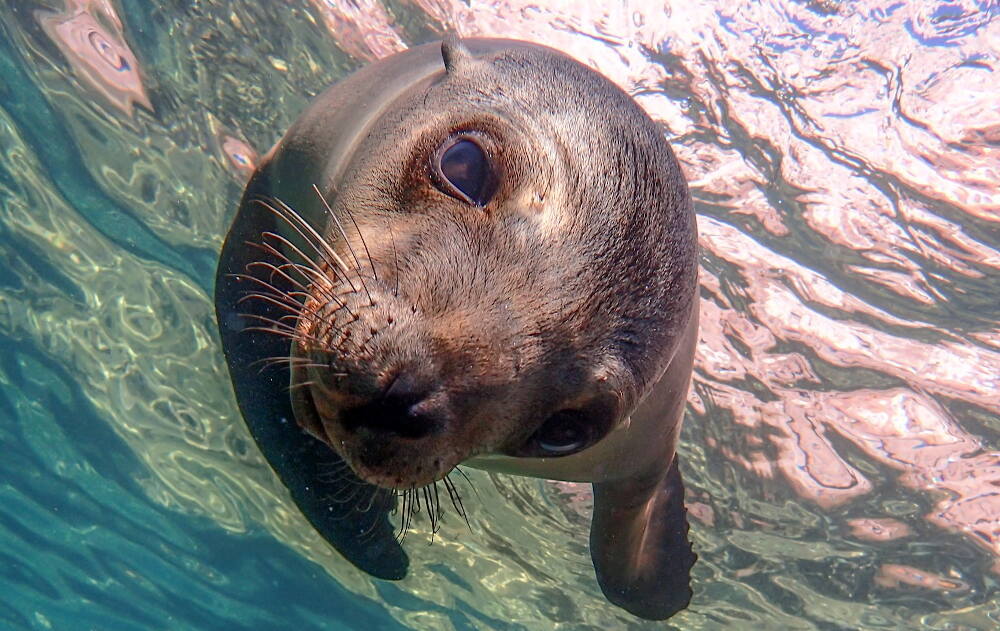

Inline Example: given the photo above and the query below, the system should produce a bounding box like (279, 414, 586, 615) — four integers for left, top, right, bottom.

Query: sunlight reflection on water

(0, 0, 997, 629)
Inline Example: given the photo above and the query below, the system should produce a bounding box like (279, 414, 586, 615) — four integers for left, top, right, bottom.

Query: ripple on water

(0, 0, 997, 629)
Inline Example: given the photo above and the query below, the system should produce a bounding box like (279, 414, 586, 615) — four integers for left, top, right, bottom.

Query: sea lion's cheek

(309, 386, 340, 423)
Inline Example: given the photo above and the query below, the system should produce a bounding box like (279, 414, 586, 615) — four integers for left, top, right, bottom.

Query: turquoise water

(1, 1, 998, 629)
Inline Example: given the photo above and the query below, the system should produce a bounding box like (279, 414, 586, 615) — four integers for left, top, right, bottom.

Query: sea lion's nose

(342, 372, 440, 439)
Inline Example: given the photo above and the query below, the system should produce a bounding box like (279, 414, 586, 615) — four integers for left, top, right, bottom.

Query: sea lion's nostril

(342, 373, 438, 439)
(383, 372, 422, 404)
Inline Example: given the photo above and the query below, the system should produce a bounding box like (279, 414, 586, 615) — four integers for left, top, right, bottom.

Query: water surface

(0, 1, 997, 629)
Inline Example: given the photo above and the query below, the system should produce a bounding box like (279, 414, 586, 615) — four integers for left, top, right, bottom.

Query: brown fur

(217, 38, 698, 620)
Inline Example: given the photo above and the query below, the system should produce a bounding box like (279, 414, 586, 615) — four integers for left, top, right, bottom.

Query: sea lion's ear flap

(441, 35, 473, 73)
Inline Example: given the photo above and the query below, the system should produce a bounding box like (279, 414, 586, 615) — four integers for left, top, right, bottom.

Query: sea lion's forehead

(305, 38, 693, 387)
(326, 46, 680, 381)
(359, 51, 643, 226)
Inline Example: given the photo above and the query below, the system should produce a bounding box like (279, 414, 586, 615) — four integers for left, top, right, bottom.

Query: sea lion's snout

(294, 314, 539, 489)
(286, 276, 516, 489)
(340, 372, 441, 440)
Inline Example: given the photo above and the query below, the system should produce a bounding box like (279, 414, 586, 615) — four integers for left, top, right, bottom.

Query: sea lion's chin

(325, 421, 469, 489)
(348, 432, 469, 489)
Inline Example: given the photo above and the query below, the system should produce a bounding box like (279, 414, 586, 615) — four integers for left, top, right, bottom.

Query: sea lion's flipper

(214, 173, 408, 580)
(589, 456, 695, 620)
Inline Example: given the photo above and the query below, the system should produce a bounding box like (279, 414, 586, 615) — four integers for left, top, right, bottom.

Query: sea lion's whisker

(316, 462, 353, 482)
(355, 513, 382, 542)
(254, 214, 358, 311)
(242, 330, 317, 349)
(401, 487, 417, 543)
(422, 485, 437, 536)
(250, 355, 316, 366)
(243, 256, 342, 312)
(328, 478, 371, 504)
(250, 355, 327, 372)
(259, 230, 351, 295)
(357, 485, 383, 514)
(266, 361, 328, 373)
(255, 237, 357, 318)
(283, 362, 330, 370)
(389, 489, 400, 517)
(240, 308, 320, 334)
(255, 196, 355, 286)
(425, 488, 436, 541)
(285, 380, 315, 392)
(387, 219, 399, 297)
(393, 489, 407, 542)
(240, 316, 304, 336)
(455, 466, 481, 500)
(247, 240, 323, 285)
(355, 331, 379, 350)
(269, 195, 355, 280)
(366, 476, 472, 543)
(248, 291, 315, 314)
(406, 487, 417, 535)
(444, 475, 472, 532)
(316, 468, 356, 485)
(342, 202, 379, 283)
(232, 270, 311, 307)
(242, 326, 299, 341)
(371, 501, 397, 538)
(323, 490, 382, 525)
(432, 481, 442, 534)
(238, 292, 302, 313)
(317, 458, 352, 472)
(311, 185, 374, 305)
(239, 314, 323, 344)
(357, 491, 395, 542)
(247, 241, 356, 322)
(252, 199, 330, 265)
(327, 484, 376, 513)
(335, 478, 375, 503)
(258, 232, 327, 276)
(234, 283, 306, 311)
(243, 254, 314, 292)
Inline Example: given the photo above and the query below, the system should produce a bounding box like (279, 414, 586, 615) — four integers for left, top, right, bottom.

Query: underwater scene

(0, 0, 998, 629)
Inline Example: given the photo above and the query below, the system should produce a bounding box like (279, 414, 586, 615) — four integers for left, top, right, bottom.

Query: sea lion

(214, 37, 698, 620)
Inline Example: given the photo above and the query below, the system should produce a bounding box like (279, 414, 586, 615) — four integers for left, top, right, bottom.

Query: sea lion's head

(277, 39, 696, 490)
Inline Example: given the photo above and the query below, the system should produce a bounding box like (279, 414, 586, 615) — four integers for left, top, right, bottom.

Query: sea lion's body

(215, 38, 698, 620)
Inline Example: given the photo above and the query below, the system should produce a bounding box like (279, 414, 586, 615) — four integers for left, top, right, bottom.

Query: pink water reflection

(847, 518, 912, 543)
(206, 113, 259, 182)
(313, 0, 1000, 571)
(37, 0, 151, 116)
(309, 0, 407, 61)
(875, 563, 970, 592)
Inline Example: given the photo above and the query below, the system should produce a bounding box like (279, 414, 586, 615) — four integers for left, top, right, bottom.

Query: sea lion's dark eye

(434, 137, 497, 206)
(534, 410, 591, 455)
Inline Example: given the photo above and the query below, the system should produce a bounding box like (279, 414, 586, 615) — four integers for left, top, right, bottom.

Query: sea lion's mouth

(291, 372, 468, 489)
(341, 410, 436, 439)
(332, 421, 467, 490)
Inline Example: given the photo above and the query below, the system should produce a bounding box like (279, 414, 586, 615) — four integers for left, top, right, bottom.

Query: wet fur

(216, 38, 698, 620)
